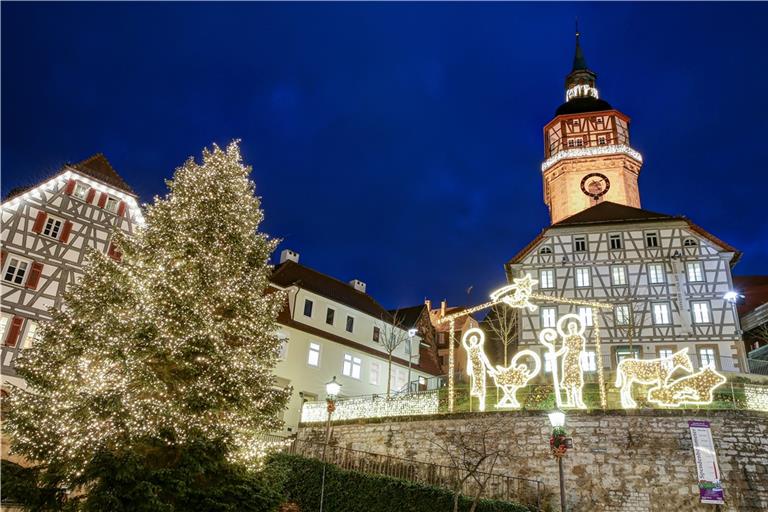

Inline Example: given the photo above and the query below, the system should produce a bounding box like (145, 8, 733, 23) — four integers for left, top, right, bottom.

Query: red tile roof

(733, 275, 768, 316)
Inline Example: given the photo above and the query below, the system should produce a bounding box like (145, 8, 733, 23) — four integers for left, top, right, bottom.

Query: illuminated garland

(541, 144, 643, 172)
(300, 391, 439, 423)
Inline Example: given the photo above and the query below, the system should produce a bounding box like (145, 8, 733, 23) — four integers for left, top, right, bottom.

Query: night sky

(3, 3, 767, 309)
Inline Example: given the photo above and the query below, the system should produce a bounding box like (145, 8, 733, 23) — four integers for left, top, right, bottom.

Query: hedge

(264, 453, 530, 512)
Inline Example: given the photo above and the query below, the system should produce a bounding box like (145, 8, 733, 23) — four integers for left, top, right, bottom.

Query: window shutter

(107, 243, 122, 262)
(25, 262, 44, 290)
(0, 250, 6, 268)
(31, 211, 47, 233)
(117, 201, 127, 217)
(4, 317, 24, 347)
(59, 221, 74, 243)
(97, 192, 108, 208)
(85, 188, 96, 204)
(64, 179, 76, 195)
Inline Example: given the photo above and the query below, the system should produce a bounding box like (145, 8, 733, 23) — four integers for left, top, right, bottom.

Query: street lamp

(548, 410, 569, 512)
(320, 376, 342, 512)
(406, 328, 417, 392)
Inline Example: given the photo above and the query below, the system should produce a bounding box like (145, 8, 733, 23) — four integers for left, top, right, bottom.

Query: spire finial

(571, 19, 587, 71)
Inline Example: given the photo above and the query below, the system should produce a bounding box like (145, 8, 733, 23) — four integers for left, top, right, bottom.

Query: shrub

(264, 453, 530, 512)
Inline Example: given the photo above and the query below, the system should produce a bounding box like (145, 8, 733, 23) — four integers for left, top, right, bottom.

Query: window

(0, 315, 9, 343)
(658, 348, 673, 360)
(307, 342, 320, 367)
(370, 361, 381, 385)
(683, 238, 698, 247)
(609, 233, 622, 250)
(581, 351, 597, 372)
(437, 332, 447, 347)
(303, 299, 313, 317)
(616, 347, 640, 363)
(539, 269, 555, 289)
(22, 321, 39, 349)
(686, 261, 704, 282)
(544, 352, 553, 373)
(692, 301, 711, 324)
(3, 257, 29, 285)
(539, 246, 552, 254)
(73, 182, 89, 200)
(574, 267, 590, 287)
(393, 367, 408, 391)
(325, 308, 335, 325)
(578, 307, 593, 326)
(615, 305, 630, 326)
(105, 196, 120, 214)
(277, 338, 288, 360)
(573, 236, 587, 253)
(647, 263, 665, 284)
(372, 326, 380, 342)
(346, 315, 354, 333)
(575, 138, 584, 147)
(611, 265, 627, 286)
(598, 136, 607, 145)
(541, 307, 557, 328)
(652, 303, 671, 325)
(645, 232, 659, 248)
(699, 348, 717, 369)
(567, 139, 575, 148)
(343, 354, 362, 379)
(42, 216, 63, 239)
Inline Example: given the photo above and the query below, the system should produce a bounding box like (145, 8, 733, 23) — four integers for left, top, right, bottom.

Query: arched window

(683, 238, 697, 247)
(539, 246, 553, 254)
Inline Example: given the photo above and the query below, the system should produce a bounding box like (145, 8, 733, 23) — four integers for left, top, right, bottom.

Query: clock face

(580, 173, 610, 199)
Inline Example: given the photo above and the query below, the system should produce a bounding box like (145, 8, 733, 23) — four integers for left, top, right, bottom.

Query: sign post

(688, 420, 724, 505)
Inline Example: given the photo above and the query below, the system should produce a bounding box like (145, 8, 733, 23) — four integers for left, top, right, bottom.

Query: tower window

(598, 136, 607, 145)
(575, 139, 584, 147)
(567, 140, 575, 148)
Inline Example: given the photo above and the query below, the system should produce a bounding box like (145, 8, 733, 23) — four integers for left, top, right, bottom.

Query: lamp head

(326, 376, 342, 398)
(408, 328, 418, 338)
(548, 410, 566, 428)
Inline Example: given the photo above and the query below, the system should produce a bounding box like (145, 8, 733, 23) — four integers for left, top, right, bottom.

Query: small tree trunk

(387, 353, 393, 396)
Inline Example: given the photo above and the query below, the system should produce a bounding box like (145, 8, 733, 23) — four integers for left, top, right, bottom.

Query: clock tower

(542, 30, 643, 224)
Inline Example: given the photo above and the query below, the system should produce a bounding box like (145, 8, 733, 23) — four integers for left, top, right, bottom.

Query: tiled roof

(508, 202, 741, 266)
(388, 305, 427, 329)
(70, 153, 135, 195)
(733, 275, 768, 317)
(271, 260, 393, 322)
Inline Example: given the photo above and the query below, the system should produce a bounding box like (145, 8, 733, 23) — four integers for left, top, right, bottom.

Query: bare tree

(484, 303, 518, 366)
(429, 418, 507, 512)
(376, 312, 411, 396)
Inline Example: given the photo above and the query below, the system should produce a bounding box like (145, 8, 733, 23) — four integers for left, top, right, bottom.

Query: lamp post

(319, 376, 341, 512)
(406, 328, 417, 392)
(548, 410, 569, 512)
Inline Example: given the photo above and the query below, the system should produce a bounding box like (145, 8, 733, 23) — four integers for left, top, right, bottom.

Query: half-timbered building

(504, 33, 746, 374)
(1, 154, 142, 389)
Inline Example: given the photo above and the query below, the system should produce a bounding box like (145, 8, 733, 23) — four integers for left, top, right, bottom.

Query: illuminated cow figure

(615, 348, 694, 408)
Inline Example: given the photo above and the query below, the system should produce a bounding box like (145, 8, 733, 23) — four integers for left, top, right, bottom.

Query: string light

(492, 349, 541, 409)
(300, 391, 439, 423)
(647, 367, 726, 407)
(539, 314, 588, 409)
(745, 384, 768, 412)
(615, 348, 694, 409)
(461, 328, 493, 411)
(541, 144, 643, 172)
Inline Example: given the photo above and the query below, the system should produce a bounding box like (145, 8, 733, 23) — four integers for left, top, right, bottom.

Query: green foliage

(264, 453, 530, 512)
(0, 460, 69, 511)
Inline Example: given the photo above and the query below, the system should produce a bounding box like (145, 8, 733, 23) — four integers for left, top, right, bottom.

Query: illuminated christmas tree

(7, 141, 289, 481)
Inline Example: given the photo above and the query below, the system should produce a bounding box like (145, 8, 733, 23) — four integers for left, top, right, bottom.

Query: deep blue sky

(3, 3, 767, 309)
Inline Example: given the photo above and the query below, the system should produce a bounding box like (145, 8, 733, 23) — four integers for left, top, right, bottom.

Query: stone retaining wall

(298, 409, 768, 511)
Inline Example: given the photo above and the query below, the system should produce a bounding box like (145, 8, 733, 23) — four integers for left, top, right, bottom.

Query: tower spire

(572, 18, 588, 71)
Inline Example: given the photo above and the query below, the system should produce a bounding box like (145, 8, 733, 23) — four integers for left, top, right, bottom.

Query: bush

(264, 453, 530, 512)
(0, 460, 69, 511)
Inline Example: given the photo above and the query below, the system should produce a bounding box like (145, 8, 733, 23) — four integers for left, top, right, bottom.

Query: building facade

(505, 35, 746, 374)
(269, 251, 440, 432)
(0, 155, 142, 389)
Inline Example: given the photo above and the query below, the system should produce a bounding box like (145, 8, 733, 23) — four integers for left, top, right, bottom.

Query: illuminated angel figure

(539, 314, 587, 409)
(461, 328, 493, 412)
(647, 367, 726, 407)
(491, 350, 541, 408)
(490, 274, 538, 312)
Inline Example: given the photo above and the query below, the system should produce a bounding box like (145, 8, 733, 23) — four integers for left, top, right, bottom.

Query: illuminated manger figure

(539, 314, 587, 409)
(615, 348, 694, 409)
(462, 328, 494, 412)
(491, 350, 541, 408)
(647, 367, 726, 407)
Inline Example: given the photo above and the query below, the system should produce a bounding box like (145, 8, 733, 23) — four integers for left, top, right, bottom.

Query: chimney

(425, 298, 432, 311)
(280, 249, 299, 264)
(349, 279, 366, 293)
(440, 299, 447, 318)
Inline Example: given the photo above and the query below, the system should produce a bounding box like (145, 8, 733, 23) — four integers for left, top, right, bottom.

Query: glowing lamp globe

(408, 328, 417, 337)
(548, 410, 566, 428)
(326, 376, 342, 398)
